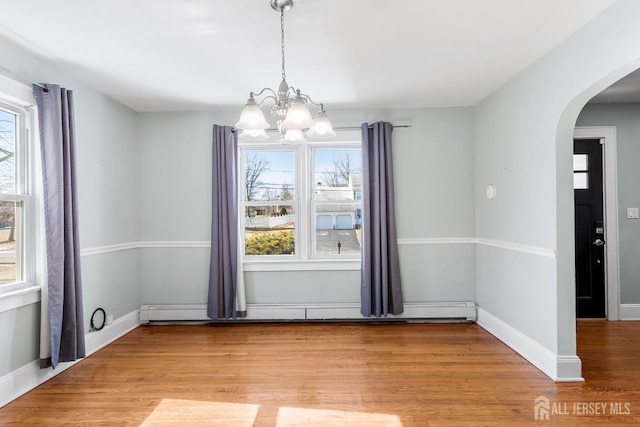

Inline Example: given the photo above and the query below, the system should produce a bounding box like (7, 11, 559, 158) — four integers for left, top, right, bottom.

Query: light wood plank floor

(1, 321, 639, 426)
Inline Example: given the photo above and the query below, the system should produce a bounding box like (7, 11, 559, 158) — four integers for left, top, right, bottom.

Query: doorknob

(593, 238, 605, 247)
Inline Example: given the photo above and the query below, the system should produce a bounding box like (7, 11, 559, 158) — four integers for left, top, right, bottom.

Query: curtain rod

(337, 125, 411, 130)
(259, 124, 411, 132)
(0, 64, 48, 91)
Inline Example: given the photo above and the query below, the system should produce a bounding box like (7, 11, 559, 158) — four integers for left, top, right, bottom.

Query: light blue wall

(0, 35, 140, 377)
(73, 76, 140, 325)
(0, 303, 39, 375)
(137, 107, 476, 306)
(577, 103, 640, 304)
(474, 0, 640, 356)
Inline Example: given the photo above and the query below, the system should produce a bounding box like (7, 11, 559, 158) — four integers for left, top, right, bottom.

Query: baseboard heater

(139, 302, 477, 324)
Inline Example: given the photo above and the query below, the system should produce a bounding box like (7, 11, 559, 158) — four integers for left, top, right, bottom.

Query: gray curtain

(208, 125, 245, 319)
(33, 84, 85, 368)
(361, 122, 403, 317)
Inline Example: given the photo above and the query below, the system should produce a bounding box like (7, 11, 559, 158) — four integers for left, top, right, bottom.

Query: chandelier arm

(296, 92, 324, 108)
(249, 87, 278, 103)
(256, 95, 278, 109)
(250, 88, 278, 98)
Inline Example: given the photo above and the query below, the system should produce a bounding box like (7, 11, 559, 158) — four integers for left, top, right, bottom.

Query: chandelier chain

(280, 7, 286, 81)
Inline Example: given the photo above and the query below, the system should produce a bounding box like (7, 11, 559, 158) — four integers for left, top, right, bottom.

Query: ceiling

(589, 68, 640, 103)
(0, 0, 625, 112)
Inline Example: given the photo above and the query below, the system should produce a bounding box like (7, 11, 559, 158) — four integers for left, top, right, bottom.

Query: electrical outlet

(106, 314, 114, 325)
(627, 207, 639, 219)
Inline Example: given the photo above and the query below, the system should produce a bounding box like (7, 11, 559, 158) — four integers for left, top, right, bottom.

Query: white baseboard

(139, 302, 477, 323)
(303, 302, 476, 321)
(85, 310, 139, 354)
(620, 304, 640, 320)
(476, 308, 583, 382)
(0, 310, 139, 408)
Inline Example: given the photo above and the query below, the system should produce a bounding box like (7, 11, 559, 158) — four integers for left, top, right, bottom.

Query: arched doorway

(555, 59, 640, 380)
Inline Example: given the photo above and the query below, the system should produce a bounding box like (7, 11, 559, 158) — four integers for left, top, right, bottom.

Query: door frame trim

(574, 126, 620, 320)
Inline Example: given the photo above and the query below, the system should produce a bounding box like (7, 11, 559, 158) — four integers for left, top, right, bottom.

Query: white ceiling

(589, 68, 640, 103)
(0, 0, 623, 112)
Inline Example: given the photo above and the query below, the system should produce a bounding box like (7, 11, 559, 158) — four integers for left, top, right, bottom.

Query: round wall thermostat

(485, 184, 496, 200)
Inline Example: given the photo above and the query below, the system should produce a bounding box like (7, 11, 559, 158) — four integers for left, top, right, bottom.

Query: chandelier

(235, 0, 335, 142)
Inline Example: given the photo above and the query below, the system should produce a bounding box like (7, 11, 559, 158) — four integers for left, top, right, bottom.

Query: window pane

(314, 203, 361, 255)
(244, 205, 295, 255)
(0, 200, 21, 285)
(573, 172, 588, 190)
(0, 109, 17, 193)
(244, 150, 294, 201)
(313, 149, 361, 201)
(573, 154, 588, 172)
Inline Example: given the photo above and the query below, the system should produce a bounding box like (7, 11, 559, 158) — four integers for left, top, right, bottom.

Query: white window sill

(243, 259, 361, 272)
(0, 283, 41, 313)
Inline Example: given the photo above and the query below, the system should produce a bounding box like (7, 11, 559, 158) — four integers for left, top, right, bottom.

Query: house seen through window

(240, 136, 361, 260)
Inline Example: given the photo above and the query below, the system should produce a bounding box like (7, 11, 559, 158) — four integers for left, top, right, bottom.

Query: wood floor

(1, 320, 639, 426)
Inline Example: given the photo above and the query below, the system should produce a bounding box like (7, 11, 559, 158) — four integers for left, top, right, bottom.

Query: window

(243, 150, 296, 256)
(239, 132, 361, 263)
(312, 148, 362, 256)
(573, 153, 589, 190)
(0, 77, 36, 292)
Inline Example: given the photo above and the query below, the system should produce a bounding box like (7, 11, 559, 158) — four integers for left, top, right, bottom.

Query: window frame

(238, 132, 362, 270)
(0, 74, 40, 311)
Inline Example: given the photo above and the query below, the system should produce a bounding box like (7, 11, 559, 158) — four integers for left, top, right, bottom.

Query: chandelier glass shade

(236, 0, 336, 142)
